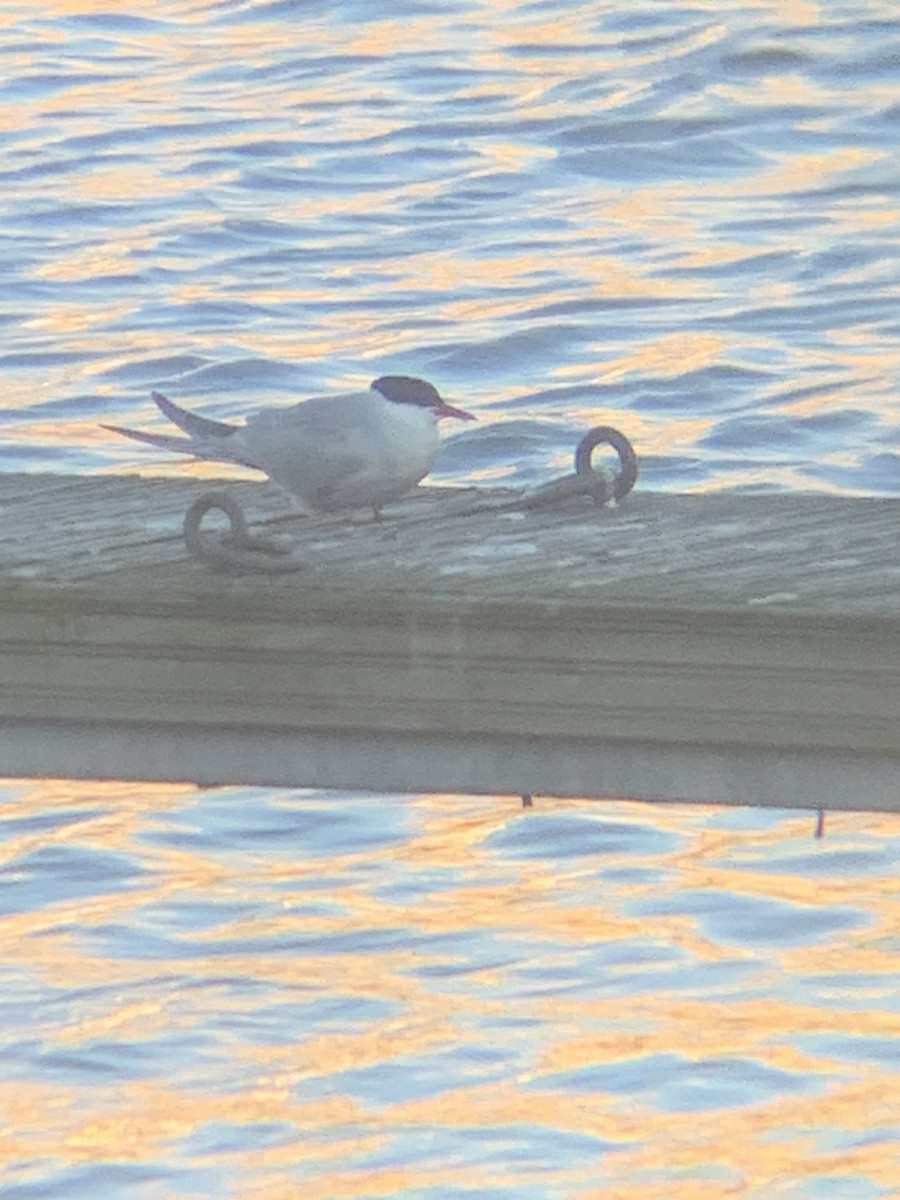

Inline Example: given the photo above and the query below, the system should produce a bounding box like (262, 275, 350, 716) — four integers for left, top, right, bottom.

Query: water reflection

(0, 780, 897, 1194)
(1, 1, 899, 493)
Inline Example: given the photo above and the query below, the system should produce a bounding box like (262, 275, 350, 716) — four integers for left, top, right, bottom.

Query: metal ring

(183, 491, 305, 572)
(574, 426, 638, 500)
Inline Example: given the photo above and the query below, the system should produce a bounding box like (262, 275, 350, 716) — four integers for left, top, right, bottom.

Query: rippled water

(1, 782, 898, 1198)
(2, 0, 900, 492)
(1, 3, 899, 1196)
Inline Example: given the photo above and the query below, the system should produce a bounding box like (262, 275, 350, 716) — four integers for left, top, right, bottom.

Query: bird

(102, 375, 476, 518)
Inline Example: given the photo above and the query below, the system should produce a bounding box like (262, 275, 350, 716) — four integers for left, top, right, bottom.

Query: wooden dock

(2, 471, 899, 812)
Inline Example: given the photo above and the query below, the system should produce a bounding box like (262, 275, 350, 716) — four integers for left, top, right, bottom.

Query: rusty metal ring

(183, 491, 304, 572)
(574, 426, 638, 500)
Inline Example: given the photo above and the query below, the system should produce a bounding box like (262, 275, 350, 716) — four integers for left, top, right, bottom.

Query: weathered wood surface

(3, 472, 899, 614)
(1, 472, 899, 811)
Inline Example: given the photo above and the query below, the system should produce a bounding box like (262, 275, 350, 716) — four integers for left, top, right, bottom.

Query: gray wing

(237, 392, 386, 504)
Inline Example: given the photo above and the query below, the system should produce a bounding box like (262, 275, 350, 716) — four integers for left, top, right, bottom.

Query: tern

(103, 375, 475, 518)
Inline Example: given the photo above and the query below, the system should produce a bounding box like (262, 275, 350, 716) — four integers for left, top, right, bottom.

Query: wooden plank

(1, 473, 898, 810)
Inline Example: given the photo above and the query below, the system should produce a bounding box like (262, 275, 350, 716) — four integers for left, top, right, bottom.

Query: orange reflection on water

(538, 994, 898, 1077)
(758, 0, 820, 19)
(34, 243, 137, 283)
(341, 17, 458, 59)
(736, 145, 885, 198)
(100, 458, 259, 485)
(72, 160, 195, 204)
(22, 300, 135, 336)
(0, 779, 897, 1194)
(590, 330, 729, 384)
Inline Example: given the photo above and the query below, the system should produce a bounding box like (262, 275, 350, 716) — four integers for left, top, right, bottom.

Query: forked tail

(102, 392, 257, 467)
(100, 423, 208, 457)
(151, 391, 236, 439)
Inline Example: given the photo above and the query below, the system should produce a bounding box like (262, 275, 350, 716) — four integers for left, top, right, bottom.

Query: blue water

(1, 3, 899, 1196)
(0, 785, 897, 1197)
(2, 1, 900, 493)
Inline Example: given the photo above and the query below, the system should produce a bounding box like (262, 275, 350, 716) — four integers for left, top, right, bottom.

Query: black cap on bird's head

(371, 375, 475, 421)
